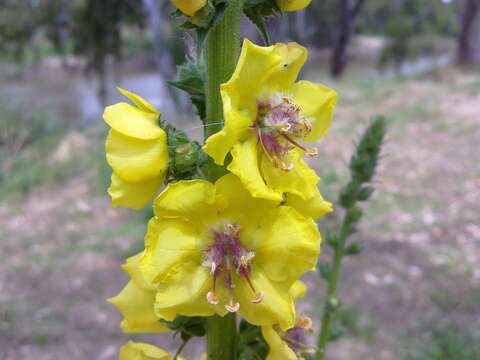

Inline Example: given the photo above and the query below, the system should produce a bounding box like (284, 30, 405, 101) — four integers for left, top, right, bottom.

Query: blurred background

(0, 0, 479, 359)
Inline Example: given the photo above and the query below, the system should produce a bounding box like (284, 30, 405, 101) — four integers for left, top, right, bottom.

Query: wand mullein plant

(103, 1, 385, 359)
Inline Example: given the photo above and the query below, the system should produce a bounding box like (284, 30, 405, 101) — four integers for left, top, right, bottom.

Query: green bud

(357, 186, 375, 201)
(339, 182, 359, 208)
(346, 206, 363, 224)
(326, 233, 339, 247)
(319, 262, 331, 281)
(327, 296, 341, 312)
(344, 241, 363, 255)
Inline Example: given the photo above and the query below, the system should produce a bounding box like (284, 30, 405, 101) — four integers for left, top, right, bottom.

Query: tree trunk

(330, 0, 366, 77)
(457, 0, 480, 65)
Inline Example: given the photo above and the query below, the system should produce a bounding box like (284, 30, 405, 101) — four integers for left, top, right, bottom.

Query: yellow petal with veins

(103, 102, 162, 140)
(227, 135, 283, 201)
(235, 266, 295, 330)
(116, 87, 158, 114)
(106, 129, 168, 183)
(108, 173, 164, 210)
(261, 150, 319, 200)
(286, 188, 333, 220)
(290, 80, 337, 142)
(141, 218, 203, 285)
(107, 281, 167, 334)
(254, 206, 320, 284)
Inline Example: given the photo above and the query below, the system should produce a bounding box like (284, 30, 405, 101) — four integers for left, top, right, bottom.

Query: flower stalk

(205, 0, 242, 359)
(317, 116, 386, 360)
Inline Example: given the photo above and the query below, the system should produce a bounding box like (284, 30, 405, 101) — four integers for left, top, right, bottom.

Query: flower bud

(171, 0, 206, 17)
(276, 0, 312, 12)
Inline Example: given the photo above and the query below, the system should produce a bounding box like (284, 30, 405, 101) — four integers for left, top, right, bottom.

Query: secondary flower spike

(276, 0, 312, 12)
(171, 0, 206, 17)
(140, 174, 321, 330)
(103, 88, 168, 210)
(203, 39, 337, 203)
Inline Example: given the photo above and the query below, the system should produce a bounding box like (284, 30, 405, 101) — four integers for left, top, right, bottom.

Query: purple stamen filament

(203, 223, 263, 312)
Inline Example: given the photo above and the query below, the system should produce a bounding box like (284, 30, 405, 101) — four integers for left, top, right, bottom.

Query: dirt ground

(0, 66, 479, 360)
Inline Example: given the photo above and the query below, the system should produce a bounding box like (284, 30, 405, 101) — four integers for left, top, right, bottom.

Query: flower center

(252, 93, 317, 172)
(202, 223, 264, 313)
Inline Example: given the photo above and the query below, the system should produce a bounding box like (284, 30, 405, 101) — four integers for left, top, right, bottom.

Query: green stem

(317, 215, 350, 360)
(207, 313, 237, 360)
(205, 1, 241, 359)
(204, 0, 242, 140)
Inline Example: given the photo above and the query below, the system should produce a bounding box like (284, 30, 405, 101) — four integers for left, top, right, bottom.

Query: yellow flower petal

(261, 326, 298, 360)
(289, 280, 307, 299)
(290, 80, 337, 142)
(286, 188, 333, 220)
(141, 217, 203, 285)
(108, 173, 164, 210)
(265, 43, 308, 92)
(103, 102, 162, 140)
(122, 253, 155, 291)
(108, 281, 168, 333)
(106, 129, 168, 183)
(260, 150, 319, 200)
(171, 0, 206, 16)
(119, 341, 174, 360)
(227, 135, 283, 201)
(116, 87, 158, 114)
(153, 180, 217, 222)
(255, 206, 321, 284)
(235, 266, 295, 330)
(214, 174, 278, 226)
(154, 263, 217, 321)
(276, 0, 312, 12)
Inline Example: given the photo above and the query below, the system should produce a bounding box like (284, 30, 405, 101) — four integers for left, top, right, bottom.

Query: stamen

(210, 262, 217, 275)
(207, 291, 219, 305)
(251, 291, 265, 304)
(225, 302, 240, 313)
(305, 147, 318, 157)
(296, 316, 313, 330)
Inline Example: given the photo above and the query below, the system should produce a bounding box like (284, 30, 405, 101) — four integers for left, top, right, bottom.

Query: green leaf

(244, 8, 271, 45)
(167, 60, 206, 120)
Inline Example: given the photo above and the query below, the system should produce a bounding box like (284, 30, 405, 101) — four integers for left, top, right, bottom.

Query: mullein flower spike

(203, 39, 337, 211)
(103, 88, 168, 209)
(140, 174, 322, 330)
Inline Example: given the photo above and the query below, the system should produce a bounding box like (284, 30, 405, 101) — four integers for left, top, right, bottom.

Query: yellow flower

(103, 87, 168, 210)
(203, 39, 337, 205)
(261, 281, 314, 360)
(119, 341, 186, 360)
(276, 0, 312, 12)
(171, 0, 207, 17)
(108, 253, 168, 333)
(140, 174, 321, 330)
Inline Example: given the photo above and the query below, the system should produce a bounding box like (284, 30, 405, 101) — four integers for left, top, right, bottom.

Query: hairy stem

(204, 0, 242, 140)
(205, 1, 242, 359)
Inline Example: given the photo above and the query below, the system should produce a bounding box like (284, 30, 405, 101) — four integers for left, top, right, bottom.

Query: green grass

(403, 324, 480, 360)
(0, 103, 72, 199)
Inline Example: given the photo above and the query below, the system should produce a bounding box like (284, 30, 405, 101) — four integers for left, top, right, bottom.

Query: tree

(458, 0, 480, 65)
(330, 0, 366, 77)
